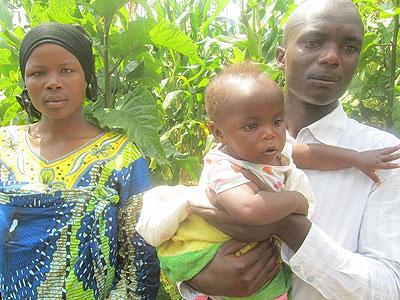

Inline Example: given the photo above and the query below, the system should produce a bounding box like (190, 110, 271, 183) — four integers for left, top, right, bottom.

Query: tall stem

(387, 0, 399, 128)
(103, 16, 113, 108)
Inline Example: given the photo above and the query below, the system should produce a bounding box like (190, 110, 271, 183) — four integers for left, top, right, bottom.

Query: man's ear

(208, 121, 225, 143)
(276, 46, 286, 71)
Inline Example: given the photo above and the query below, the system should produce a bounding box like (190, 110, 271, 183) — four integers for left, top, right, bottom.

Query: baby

(137, 62, 399, 300)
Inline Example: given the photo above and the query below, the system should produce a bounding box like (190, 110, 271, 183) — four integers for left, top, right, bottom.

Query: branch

(387, 0, 399, 128)
(103, 16, 112, 108)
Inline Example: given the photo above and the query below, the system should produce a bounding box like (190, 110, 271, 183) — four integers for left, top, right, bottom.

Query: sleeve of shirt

(206, 158, 250, 194)
(177, 281, 224, 300)
(282, 168, 400, 299)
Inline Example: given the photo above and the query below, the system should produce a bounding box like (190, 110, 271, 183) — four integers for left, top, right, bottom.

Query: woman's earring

(87, 73, 98, 102)
(16, 89, 41, 120)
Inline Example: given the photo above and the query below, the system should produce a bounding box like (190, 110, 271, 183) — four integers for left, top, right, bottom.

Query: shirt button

(307, 275, 315, 282)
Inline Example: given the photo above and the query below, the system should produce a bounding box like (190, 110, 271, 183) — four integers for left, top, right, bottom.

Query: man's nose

(318, 43, 340, 66)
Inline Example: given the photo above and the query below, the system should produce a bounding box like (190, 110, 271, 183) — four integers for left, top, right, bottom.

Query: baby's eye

(244, 123, 257, 131)
(273, 118, 284, 126)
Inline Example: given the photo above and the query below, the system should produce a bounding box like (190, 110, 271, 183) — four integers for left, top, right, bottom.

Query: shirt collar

(297, 103, 349, 145)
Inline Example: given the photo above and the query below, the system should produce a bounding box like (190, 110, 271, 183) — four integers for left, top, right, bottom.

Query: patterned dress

(0, 125, 159, 300)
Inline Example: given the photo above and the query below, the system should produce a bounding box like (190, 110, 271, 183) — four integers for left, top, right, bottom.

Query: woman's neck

(285, 92, 339, 138)
(31, 116, 101, 141)
(28, 116, 103, 161)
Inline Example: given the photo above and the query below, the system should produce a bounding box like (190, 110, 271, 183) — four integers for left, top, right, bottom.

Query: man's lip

(309, 74, 339, 82)
(308, 75, 339, 88)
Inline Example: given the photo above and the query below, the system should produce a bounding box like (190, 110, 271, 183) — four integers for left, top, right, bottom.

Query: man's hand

(187, 239, 281, 297)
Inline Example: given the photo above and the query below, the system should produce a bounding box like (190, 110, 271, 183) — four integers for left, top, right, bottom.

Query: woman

(0, 22, 159, 299)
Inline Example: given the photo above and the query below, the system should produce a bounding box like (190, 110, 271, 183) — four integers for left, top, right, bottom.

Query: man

(182, 0, 400, 299)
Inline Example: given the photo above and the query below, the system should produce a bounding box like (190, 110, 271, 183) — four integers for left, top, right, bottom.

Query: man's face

(277, 14, 363, 106)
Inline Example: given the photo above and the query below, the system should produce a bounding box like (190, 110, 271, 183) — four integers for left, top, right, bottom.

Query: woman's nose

(45, 74, 62, 90)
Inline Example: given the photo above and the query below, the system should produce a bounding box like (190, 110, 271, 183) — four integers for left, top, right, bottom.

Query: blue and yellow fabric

(0, 125, 159, 299)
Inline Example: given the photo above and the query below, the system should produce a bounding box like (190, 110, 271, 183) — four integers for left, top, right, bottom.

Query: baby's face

(216, 79, 286, 165)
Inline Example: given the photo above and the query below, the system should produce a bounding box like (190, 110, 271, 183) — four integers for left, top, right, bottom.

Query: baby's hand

(356, 144, 400, 184)
(294, 192, 309, 216)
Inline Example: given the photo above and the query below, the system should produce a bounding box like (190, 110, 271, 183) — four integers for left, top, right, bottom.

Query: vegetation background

(0, 0, 398, 298)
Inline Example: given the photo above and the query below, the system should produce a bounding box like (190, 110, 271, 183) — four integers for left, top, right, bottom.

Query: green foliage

(1, 0, 398, 184)
(345, 0, 399, 133)
(92, 84, 166, 162)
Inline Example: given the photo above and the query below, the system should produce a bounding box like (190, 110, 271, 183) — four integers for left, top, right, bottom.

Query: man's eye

(304, 40, 321, 48)
(343, 45, 358, 54)
(244, 124, 257, 131)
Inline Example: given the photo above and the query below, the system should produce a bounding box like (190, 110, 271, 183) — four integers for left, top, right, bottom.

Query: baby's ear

(208, 121, 225, 143)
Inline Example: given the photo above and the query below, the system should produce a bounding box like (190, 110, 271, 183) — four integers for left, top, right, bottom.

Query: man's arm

(281, 169, 400, 299)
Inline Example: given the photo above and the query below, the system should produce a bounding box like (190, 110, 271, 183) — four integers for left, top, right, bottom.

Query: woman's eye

(28, 71, 44, 77)
(62, 68, 72, 73)
(244, 124, 257, 131)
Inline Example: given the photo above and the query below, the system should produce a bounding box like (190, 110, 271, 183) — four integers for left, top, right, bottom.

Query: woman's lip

(45, 99, 66, 108)
(45, 99, 65, 102)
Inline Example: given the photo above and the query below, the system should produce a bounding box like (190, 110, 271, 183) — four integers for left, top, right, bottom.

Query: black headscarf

(17, 22, 97, 119)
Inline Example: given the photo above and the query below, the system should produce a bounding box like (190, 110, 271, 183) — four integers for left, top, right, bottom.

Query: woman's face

(24, 43, 87, 121)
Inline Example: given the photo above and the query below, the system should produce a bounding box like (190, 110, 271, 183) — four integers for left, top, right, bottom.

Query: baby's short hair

(205, 62, 273, 121)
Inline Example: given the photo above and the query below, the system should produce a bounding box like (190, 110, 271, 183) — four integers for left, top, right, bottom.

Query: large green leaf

(123, 60, 145, 81)
(47, 0, 77, 23)
(92, 85, 166, 163)
(0, 0, 13, 29)
(0, 48, 11, 64)
(27, 0, 76, 24)
(150, 19, 202, 65)
(109, 18, 156, 58)
(92, 0, 128, 18)
(1, 101, 21, 125)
